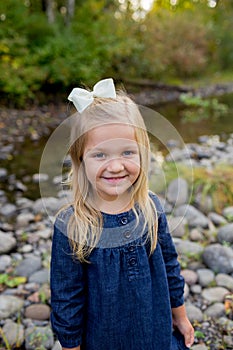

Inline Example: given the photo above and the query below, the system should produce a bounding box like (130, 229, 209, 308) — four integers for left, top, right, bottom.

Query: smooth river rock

(14, 256, 42, 277)
(24, 303, 51, 320)
(217, 223, 233, 244)
(174, 204, 209, 228)
(0, 295, 24, 318)
(202, 287, 229, 302)
(25, 326, 54, 350)
(2, 319, 24, 347)
(202, 244, 233, 274)
(175, 240, 204, 257)
(197, 268, 215, 287)
(166, 177, 189, 206)
(0, 231, 17, 254)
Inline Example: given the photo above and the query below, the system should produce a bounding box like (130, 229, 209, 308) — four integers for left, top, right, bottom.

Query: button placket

(124, 230, 131, 239)
(124, 244, 139, 281)
(120, 217, 128, 225)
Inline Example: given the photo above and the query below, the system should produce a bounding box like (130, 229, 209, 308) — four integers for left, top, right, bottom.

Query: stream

(0, 92, 233, 202)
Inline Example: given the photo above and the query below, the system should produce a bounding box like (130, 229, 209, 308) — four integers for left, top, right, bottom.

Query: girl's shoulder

(54, 205, 74, 235)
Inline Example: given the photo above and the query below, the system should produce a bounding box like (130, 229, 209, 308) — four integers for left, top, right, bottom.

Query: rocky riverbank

(0, 132, 233, 349)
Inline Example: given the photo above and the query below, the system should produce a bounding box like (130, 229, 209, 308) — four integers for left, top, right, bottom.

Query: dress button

(120, 217, 128, 225)
(129, 258, 137, 266)
(128, 245, 134, 252)
(124, 231, 131, 239)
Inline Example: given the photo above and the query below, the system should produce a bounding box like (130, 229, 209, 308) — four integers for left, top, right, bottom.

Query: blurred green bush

(0, 0, 232, 106)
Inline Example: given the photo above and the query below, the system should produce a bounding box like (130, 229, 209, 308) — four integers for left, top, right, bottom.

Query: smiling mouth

(102, 175, 128, 183)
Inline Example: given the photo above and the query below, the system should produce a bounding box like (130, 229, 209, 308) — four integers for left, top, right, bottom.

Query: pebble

(215, 273, 233, 290)
(174, 204, 209, 228)
(222, 206, 233, 220)
(194, 193, 213, 214)
(217, 222, 233, 244)
(14, 256, 42, 277)
(25, 326, 54, 350)
(0, 203, 17, 217)
(52, 341, 62, 350)
(175, 240, 204, 257)
(24, 304, 51, 320)
(2, 319, 24, 347)
(0, 231, 17, 254)
(29, 269, 49, 284)
(0, 254, 12, 272)
(168, 216, 187, 238)
(189, 228, 204, 242)
(202, 244, 233, 274)
(197, 268, 215, 287)
(19, 244, 34, 253)
(204, 302, 225, 318)
(208, 212, 227, 226)
(32, 173, 49, 183)
(33, 197, 62, 215)
(184, 283, 189, 299)
(185, 303, 203, 322)
(37, 228, 51, 239)
(0, 295, 24, 318)
(190, 284, 202, 294)
(167, 177, 189, 206)
(181, 269, 198, 285)
(0, 167, 7, 180)
(223, 335, 233, 347)
(202, 287, 229, 302)
(191, 345, 208, 350)
(16, 212, 35, 228)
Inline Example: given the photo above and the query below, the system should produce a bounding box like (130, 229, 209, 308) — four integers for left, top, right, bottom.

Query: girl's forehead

(85, 124, 137, 146)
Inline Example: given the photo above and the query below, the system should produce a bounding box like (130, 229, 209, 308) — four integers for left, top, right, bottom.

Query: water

(1, 93, 233, 201)
(154, 93, 233, 143)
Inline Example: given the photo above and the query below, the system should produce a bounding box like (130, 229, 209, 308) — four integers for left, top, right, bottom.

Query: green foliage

(0, 327, 11, 350)
(0, 0, 232, 105)
(0, 273, 27, 288)
(150, 161, 233, 213)
(179, 93, 229, 122)
(194, 330, 205, 339)
(190, 165, 233, 213)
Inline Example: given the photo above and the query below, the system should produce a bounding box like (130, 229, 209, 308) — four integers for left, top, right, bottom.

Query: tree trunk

(66, 0, 75, 26)
(46, 0, 55, 23)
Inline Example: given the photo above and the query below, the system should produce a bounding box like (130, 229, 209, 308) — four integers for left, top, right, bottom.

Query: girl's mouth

(102, 175, 128, 183)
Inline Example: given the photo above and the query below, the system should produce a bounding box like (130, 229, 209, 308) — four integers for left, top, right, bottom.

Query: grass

(149, 161, 233, 213)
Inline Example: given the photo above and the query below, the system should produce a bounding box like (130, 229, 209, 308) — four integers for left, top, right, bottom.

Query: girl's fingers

(185, 328, 194, 348)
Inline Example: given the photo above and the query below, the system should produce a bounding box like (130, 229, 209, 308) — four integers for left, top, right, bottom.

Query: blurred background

(0, 0, 232, 105)
(0, 2, 233, 349)
(1, 0, 233, 197)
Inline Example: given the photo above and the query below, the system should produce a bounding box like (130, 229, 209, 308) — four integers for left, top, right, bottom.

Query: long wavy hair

(67, 93, 158, 262)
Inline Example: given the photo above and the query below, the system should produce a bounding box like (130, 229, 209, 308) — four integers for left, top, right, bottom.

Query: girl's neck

(90, 192, 134, 215)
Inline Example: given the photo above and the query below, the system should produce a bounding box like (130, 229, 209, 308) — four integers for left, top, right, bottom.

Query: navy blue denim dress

(50, 193, 189, 350)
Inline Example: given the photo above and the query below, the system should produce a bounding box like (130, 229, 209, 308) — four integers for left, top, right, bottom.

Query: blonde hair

(67, 92, 158, 262)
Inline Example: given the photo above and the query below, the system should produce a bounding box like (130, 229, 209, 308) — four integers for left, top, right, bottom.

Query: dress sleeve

(50, 213, 85, 348)
(151, 193, 185, 308)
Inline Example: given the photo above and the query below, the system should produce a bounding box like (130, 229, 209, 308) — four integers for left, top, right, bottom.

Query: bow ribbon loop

(68, 78, 116, 113)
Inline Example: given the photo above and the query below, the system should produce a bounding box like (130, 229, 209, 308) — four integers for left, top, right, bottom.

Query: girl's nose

(106, 158, 124, 172)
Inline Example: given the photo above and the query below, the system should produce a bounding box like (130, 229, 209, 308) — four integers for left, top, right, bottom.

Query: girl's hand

(62, 347, 80, 350)
(172, 305, 194, 348)
(173, 316, 194, 348)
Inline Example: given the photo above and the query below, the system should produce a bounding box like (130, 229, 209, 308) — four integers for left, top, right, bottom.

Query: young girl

(50, 78, 194, 350)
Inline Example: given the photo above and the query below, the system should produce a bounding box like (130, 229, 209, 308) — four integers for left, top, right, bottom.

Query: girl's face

(83, 124, 141, 204)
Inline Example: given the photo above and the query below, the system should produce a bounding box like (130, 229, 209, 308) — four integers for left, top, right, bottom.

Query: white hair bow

(68, 78, 117, 113)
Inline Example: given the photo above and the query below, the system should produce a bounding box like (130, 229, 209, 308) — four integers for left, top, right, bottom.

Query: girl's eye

(123, 150, 134, 156)
(94, 152, 105, 159)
